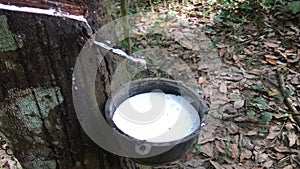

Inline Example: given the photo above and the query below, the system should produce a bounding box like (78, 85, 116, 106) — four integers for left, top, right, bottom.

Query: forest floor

(1, 1, 300, 169)
(110, 1, 300, 169)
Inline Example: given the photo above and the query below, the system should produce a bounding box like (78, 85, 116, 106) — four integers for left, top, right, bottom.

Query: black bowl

(105, 78, 208, 165)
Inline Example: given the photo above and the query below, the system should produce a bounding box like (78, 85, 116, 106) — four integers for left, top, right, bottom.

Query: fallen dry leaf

(222, 164, 234, 169)
(275, 49, 287, 60)
(290, 77, 300, 85)
(263, 160, 273, 168)
(219, 82, 227, 93)
(233, 99, 244, 109)
(185, 152, 194, 161)
(273, 113, 287, 119)
(191, 0, 202, 5)
(243, 48, 253, 55)
(185, 159, 206, 168)
(215, 140, 225, 153)
(180, 40, 195, 50)
(219, 48, 227, 57)
(154, 27, 164, 34)
(234, 135, 240, 144)
(287, 54, 299, 63)
(264, 41, 280, 48)
(285, 121, 295, 130)
(229, 144, 239, 159)
(288, 130, 298, 147)
(211, 93, 230, 105)
(134, 34, 143, 41)
(243, 136, 255, 152)
(283, 165, 293, 169)
(243, 24, 258, 31)
(274, 153, 285, 160)
(211, 99, 230, 105)
(255, 153, 268, 163)
(171, 30, 184, 41)
(267, 125, 281, 139)
(268, 90, 280, 97)
(234, 116, 246, 122)
(210, 160, 224, 169)
(285, 45, 297, 53)
(276, 60, 287, 67)
(185, 78, 198, 85)
(227, 82, 244, 90)
(221, 74, 244, 82)
(265, 55, 277, 65)
(240, 150, 252, 162)
(198, 118, 222, 144)
(252, 139, 267, 147)
(198, 77, 206, 85)
(233, 54, 245, 62)
(244, 73, 257, 79)
(291, 154, 300, 166)
(200, 142, 214, 157)
(246, 128, 258, 136)
(227, 123, 239, 134)
(169, 23, 179, 28)
(227, 89, 242, 101)
(248, 69, 266, 75)
(274, 146, 290, 153)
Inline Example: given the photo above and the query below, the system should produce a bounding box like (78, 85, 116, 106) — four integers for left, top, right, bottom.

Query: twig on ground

(265, 121, 286, 148)
(277, 68, 300, 124)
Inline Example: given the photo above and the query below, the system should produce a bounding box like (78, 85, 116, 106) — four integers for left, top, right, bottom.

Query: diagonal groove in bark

(32, 16, 67, 166)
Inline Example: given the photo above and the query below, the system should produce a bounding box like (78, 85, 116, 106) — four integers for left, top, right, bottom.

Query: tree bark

(0, 1, 137, 168)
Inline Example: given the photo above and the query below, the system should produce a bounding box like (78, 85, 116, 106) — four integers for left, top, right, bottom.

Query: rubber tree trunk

(0, 1, 137, 168)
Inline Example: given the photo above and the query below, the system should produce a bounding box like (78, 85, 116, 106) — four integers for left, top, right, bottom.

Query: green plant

(250, 85, 265, 92)
(228, 0, 299, 24)
(260, 111, 273, 122)
(286, 1, 300, 14)
(213, 0, 300, 27)
(196, 144, 201, 153)
(187, 83, 201, 92)
(213, 0, 256, 27)
(243, 95, 274, 123)
(274, 1, 300, 16)
(260, 0, 273, 9)
(245, 111, 258, 122)
(254, 96, 267, 110)
(258, 127, 269, 134)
